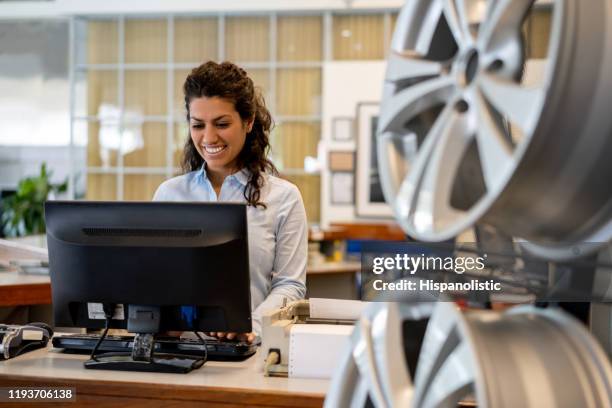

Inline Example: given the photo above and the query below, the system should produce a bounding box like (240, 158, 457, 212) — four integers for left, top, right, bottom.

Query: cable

(89, 304, 114, 362)
(89, 317, 110, 362)
(263, 349, 280, 377)
(194, 331, 208, 364)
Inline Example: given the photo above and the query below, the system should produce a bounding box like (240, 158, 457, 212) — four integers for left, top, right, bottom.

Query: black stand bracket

(84, 305, 206, 373)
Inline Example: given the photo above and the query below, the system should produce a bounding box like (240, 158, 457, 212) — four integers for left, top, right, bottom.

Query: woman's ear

(246, 116, 255, 133)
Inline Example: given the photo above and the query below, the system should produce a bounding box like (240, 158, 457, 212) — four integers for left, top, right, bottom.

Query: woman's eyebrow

(190, 115, 231, 122)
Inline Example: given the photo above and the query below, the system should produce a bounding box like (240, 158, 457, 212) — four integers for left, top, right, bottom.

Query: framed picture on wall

(328, 151, 355, 205)
(332, 117, 354, 141)
(330, 172, 354, 205)
(355, 102, 393, 218)
(328, 150, 354, 172)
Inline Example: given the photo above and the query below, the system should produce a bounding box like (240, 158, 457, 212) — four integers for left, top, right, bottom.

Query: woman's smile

(203, 144, 227, 155)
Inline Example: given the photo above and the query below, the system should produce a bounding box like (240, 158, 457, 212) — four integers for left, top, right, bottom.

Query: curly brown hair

(182, 61, 278, 208)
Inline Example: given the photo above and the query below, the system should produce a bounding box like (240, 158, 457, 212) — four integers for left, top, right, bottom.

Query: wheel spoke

(396, 100, 469, 234)
(386, 52, 444, 83)
(416, 111, 470, 232)
(475, 90, 515, 189)
(392, 0, 444, 56)
(394, 103, 454, 221)
(442, 0, 473, 48)
(419, 342, 475, 408)
(477, 0, 533, 51)
(370, 305, 413, 407)
(351, 377, 370, 407)
(352, 320, 388, 407)
(379, 76, 457, 134)
(412, 303, 463, 407)
(377, 131, 414, 213)
(479, 72, 544, 135)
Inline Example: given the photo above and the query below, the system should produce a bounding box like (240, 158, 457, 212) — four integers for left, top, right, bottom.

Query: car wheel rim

(378, 0, 612, 256)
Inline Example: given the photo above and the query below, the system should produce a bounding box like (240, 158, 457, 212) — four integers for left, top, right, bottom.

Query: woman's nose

(203, 126, 218, 143)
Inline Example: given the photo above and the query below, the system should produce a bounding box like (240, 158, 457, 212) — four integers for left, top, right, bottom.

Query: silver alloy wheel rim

(325, 302, 612, 407)
(412, 303, 612, 408)
(324, 302, 434, 408)
(378, 0, 612, 255)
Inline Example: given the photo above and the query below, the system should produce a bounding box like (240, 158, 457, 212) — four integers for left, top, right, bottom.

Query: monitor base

(84, 353, 205, 374)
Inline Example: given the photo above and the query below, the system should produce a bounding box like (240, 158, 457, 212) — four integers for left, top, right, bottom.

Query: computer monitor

(44, 201, 252, 373)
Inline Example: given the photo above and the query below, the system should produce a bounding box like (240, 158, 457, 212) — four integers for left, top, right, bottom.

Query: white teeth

(204, 145, 225, 154)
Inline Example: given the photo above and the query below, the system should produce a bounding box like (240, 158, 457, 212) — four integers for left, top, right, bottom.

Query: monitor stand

(84, 333, 205, 374)
(84, 304, 206, 374)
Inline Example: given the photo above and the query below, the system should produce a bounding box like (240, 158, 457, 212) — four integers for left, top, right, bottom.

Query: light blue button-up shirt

(152, 166, 308, 335)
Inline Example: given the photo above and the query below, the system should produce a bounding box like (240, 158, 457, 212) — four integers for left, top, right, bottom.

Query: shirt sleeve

(251, 184, 307, 335)
(152, 183, 166, 201)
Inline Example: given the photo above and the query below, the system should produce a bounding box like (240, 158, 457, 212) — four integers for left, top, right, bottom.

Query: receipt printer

(260, 298, 365, 379)
(0, 323, 52, 360)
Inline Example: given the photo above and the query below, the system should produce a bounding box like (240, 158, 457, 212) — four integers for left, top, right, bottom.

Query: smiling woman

(187, 97, 251, 196)
(153, 61, 308, 342)
(180, 62, 277, 207)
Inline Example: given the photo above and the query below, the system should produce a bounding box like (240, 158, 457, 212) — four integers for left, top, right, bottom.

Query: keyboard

(52, 334, 257, 361)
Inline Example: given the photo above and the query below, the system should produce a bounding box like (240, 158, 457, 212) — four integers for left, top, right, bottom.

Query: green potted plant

(1, 163, 68, 238)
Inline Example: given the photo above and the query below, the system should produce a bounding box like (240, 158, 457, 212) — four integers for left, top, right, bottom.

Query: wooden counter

(0, 271, 51, 307)
(0, 345, 328, 407)
(0, 239, 51, 307)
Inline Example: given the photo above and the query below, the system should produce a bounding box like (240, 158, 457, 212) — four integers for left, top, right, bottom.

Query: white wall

(320, 61, 387, 227)
(0, 0, 403, 18)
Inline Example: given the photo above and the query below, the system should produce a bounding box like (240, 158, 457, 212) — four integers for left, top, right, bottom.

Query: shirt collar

(233, 168, 250, 186)
(197, 163, 249, 186)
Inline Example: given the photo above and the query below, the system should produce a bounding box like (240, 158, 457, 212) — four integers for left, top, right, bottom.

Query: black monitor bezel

(45, 201, 252, 334)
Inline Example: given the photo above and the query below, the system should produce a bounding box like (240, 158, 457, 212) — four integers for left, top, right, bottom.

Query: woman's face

(188, 96, 253, 177)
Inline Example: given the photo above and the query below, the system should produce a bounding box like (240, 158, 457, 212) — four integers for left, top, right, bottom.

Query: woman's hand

(160, 331, 183, 337)
(208, 331, 257, 343)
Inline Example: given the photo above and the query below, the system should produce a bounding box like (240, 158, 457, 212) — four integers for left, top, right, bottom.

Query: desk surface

(0, 345, 328, 407)
(0, 239, 51, 307)
(0, 271, 49, 286)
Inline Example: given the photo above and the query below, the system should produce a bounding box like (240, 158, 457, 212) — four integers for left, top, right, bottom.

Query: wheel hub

(460, 48, 480, 86)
